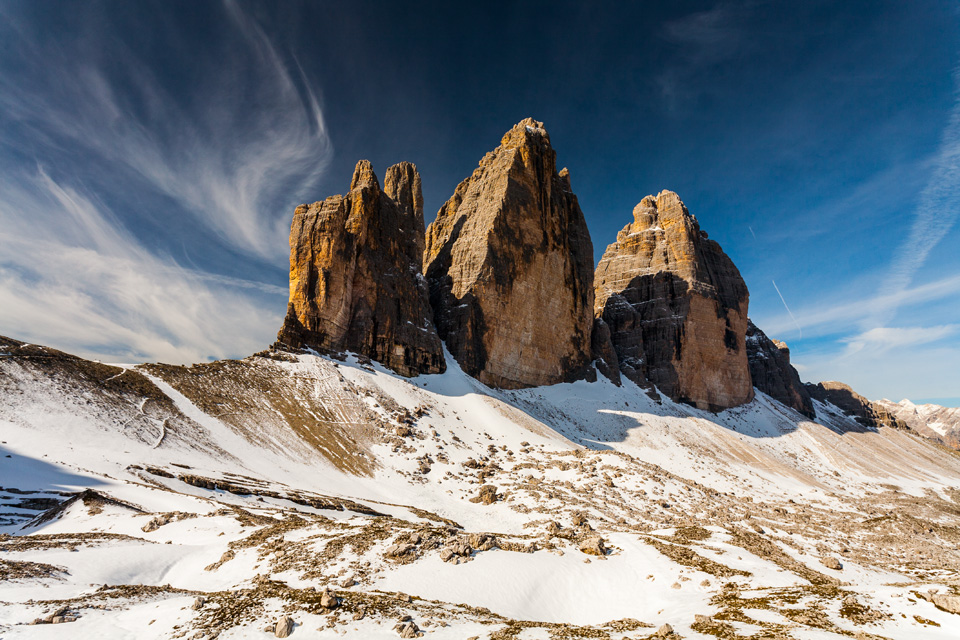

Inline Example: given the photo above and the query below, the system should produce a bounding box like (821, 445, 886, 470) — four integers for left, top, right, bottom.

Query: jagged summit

(277, 159, 445, 377)
(594, 189, 753, 411)
(423, 118, 595, 389)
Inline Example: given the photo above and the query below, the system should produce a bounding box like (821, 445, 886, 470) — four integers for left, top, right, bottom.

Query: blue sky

(1, 1, 958, 405)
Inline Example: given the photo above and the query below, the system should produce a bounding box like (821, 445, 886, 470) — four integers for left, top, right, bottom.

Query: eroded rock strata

(424, 118, 595, 389)
(277, 160, 445, 376)
(746, 320, 815, 418)
(594, 191, 753, 411)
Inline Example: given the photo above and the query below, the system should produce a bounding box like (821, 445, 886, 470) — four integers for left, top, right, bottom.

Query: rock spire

(277, 160, 445, 376)
(594, 191, 753, 411)
(424, 118, 595, 389)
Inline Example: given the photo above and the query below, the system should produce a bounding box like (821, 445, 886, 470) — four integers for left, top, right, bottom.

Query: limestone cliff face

(277, 160, 445, 376)
(424, 118, 595, 389)
(746, 320, 815, 418)
(594, 191, 753, 411)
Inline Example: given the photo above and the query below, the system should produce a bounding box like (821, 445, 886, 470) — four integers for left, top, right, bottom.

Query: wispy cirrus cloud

(0, 169, 284, 363)
(762, 273, 960, 338)
(872, 67, 960, 325)
(0, 1, 327, 362)
(843, 325, 958, 353)
(0, 0, 331, 261)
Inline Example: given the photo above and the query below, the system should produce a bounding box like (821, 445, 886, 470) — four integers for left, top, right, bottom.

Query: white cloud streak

(762, 273, 960, 339)
(0, 170, 283, 363)
(873, 67, 960, 324)
(0, 0, 331, 261)
(843, 325, 958, 354)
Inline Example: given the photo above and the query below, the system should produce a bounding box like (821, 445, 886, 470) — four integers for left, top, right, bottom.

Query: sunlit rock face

(746, 320, 815, 418)
(424, 118, 595, 389)
(595, 190, 753, 411)
(278, 160, 445, 376)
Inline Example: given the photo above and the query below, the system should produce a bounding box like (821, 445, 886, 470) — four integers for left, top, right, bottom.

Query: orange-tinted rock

(594, 191, 753, 411)
(277, 160, 444, 376)
(424, 119, 595, 389)
(746, 320, 815, 418)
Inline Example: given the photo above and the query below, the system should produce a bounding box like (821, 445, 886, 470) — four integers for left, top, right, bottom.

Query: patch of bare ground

(643, 536, 751, 578)
(0, 558, 67, 580)
(140, 355, 381, 476)
(0, 531, 151, 552)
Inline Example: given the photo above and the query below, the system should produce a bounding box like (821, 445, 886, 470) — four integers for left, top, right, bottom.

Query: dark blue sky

(1, 1, 958, 403)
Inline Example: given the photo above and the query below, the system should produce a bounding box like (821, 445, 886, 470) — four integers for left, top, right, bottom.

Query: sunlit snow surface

(1, 346, 959, 638)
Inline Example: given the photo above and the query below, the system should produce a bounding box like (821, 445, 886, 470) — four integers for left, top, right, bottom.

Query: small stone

(385, 543, 416, 558)
(656, 623, 674, 637)
(192, 596, 206, 610)
(579, 536, 607, 556)
(274, 616, 295, 638)
(821, 556, 843, 570)
(320, 588, 338, 609)
(470, 484, 499, 505)
(394, 620, 421, 638)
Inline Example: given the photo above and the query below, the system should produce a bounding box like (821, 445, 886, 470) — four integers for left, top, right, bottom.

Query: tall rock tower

(277, 160, 445, 376)
(424, 119, 595, 389)
(595, 191, 753, 410)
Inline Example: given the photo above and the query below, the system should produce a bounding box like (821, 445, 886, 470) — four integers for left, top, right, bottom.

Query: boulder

(277, 160, 445, 376)
(320, 587, 339, 609)
(746, 320, 815, 418)
(424, 118, 595, 388)
(274, 615, 295, 638)
(595, 191, 753, 411)
(579, 536, 607, 556)
(470, 484, 499, 505)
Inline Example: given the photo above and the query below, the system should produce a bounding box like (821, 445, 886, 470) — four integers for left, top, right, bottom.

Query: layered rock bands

(594, 191, 754, 411)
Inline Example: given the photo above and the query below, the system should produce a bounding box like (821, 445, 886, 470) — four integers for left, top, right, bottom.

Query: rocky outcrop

(424, 118, 595, 389)
(594, 191, 753, 411)
(805, 381, 910, 431)
(746, 320, 815, 418)
(277, 160, 445, 377)
(875, 399, 960, 450)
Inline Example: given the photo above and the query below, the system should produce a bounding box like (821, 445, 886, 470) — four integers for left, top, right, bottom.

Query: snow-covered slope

(2, 336, 960, 639)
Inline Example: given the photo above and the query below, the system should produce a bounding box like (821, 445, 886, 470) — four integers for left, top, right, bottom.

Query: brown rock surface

(424, 118, 595, 388)
(746, 320, 815, 418)
(594, 191, 753, 411)
(805, 381, 909, 431)
(277, 160, 444, 376)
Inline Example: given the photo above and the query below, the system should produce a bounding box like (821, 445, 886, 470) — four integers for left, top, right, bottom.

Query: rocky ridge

(746, 320, 815, 418)
(594, 190, 754, 411)
(277, 160, 445, 377)
(805, 381, 910, 431)
(423, 118, 595, 389)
